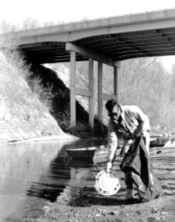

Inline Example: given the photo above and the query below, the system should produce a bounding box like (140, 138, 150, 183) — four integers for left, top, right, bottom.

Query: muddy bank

(4, 145, 175, 222)
(37, 195, 175, 222)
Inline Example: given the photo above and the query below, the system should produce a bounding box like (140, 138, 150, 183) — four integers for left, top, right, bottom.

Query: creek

(0, 138, 107, 221)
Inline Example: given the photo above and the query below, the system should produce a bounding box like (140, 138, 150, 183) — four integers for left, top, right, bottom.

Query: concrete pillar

(114, 62, 120, 101)
(98, 61, 103, 124)
(89, 58, 94, 128)
(70, 51, 76, 128)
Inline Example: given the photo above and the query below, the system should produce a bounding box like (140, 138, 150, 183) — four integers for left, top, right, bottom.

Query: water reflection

(0, 138, 105, 221)
(27, 154, 70, 202)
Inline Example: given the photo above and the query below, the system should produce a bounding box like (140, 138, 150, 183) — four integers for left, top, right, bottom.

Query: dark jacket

(120, 136, 163, 202)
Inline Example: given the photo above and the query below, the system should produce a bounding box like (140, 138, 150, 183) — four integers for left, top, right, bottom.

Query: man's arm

(108, 119, 118, 161)
(106, 120, 118, 173)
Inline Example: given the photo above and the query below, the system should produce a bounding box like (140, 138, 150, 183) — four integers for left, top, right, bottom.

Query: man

(105, 99, 150, 199)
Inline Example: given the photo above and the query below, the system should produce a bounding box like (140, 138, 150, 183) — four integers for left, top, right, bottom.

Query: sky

(1, 0, 175, 70)
(1, 0, 175, 24)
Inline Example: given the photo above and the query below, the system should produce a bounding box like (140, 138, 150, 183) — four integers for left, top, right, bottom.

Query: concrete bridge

(4, 8, 175, 130)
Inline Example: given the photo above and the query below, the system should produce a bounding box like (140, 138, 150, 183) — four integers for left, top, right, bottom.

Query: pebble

(42, 205, 50, 212)
(161, 211, 169, 216)
(95, 214, 101, 217)
(75, 213, 79, 216)
(151, 208, 159, 213)
(147, 217, 156, 221)
(50, 215, 57, 220)
(109, 211, 119, 215)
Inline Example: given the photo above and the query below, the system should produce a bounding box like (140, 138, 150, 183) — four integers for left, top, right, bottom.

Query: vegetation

(0, 24, 63, 141)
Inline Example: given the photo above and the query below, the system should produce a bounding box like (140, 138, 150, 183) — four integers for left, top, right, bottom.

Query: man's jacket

(107, 105, 150, 160)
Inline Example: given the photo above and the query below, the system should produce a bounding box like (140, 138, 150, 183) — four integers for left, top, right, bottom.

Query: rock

(161, 211, 169, 216)
(109, 211, 119, 215)
(151, 207, 159, 213)
(95, 214, 101, 217)
(43, 205, 50, 212)
(50, 215, 58, 220)
(148, 217, 156, 221)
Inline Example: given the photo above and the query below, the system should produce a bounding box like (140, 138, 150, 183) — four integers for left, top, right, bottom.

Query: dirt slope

(0, 51, 64, 142)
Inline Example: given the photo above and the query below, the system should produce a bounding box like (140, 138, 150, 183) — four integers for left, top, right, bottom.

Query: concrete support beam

(70, 51, 76, 128)
(103, 93, 117, 101)
(66, 43, 117, 67)
(98, 62, 103, 124)
(114, 62, 120, 101)
(114, 66, 118, 101)
(89, 58, 94, 128)
(76, 88, 91, 97)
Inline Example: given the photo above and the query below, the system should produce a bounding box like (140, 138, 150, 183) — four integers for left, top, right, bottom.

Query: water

(0, 138, 106, 221)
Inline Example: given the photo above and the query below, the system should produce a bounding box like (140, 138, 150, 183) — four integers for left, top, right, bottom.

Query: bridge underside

(19, 27, 175, 64)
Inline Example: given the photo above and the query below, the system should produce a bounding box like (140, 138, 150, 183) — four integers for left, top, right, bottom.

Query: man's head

(105, 99, 121, 120)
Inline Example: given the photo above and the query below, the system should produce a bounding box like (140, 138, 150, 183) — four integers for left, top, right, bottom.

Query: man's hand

(106, 161, 112, 174)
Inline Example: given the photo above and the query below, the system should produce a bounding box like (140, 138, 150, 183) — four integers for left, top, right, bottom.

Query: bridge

(4, 8, 175, 130)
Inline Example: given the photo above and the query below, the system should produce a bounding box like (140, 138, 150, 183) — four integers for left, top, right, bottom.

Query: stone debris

(151, 208, 159, 213)
(109, 211, 120, 215)
(95, 213, 101, 217)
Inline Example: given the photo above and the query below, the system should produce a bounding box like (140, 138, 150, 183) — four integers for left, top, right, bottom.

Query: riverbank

(0, 133, 79, 144)
(36, 195, 175, 222)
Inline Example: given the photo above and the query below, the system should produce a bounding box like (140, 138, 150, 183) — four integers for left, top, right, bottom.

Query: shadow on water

(26, 138, 105, 202)
(26, 153, 70, 202)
